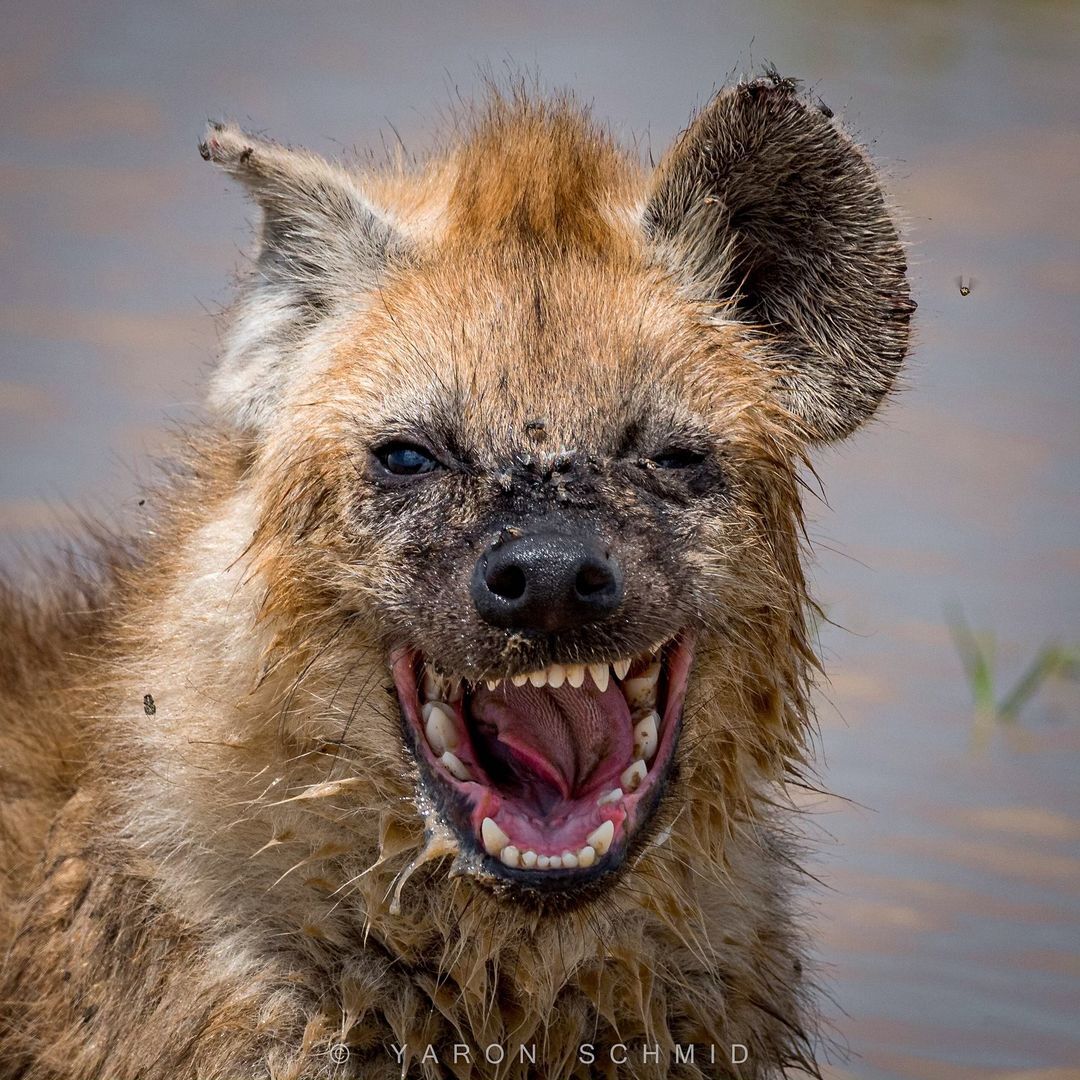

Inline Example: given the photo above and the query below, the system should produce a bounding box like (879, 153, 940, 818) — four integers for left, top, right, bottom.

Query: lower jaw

(393, 634, 694, 893)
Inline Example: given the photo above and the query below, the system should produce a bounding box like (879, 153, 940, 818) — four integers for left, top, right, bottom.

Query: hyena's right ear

(200, 122, 409, 433)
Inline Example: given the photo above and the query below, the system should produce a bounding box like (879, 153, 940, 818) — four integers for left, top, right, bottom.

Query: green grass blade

(947, 607, 997, 712)
(997, 645, 1070, 721)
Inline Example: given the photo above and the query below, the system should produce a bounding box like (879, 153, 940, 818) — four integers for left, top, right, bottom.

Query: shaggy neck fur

(0, 433, 820, 1080)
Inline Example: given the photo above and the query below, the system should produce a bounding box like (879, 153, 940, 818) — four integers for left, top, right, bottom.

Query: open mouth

(392, 634, 693, 889)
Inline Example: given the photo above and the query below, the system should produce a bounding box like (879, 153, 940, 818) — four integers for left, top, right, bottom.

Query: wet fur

(0, 74, 910, 1078)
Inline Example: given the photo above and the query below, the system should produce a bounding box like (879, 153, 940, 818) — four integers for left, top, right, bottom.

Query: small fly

(523, 418, 548, 443)
(956, 275, 975, 297)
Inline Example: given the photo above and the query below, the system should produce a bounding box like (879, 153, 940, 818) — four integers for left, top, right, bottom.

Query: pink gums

(392, 635, 694, 864)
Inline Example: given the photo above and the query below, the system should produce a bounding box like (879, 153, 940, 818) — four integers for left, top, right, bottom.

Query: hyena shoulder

(0, 574, 109, 937)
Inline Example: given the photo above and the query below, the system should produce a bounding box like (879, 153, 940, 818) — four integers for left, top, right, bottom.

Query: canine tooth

(485, 678, 499, 691)
(511, 672, 530, 688)
(620, 760, 647, 792)
(613, 657, 631, 681)
(481, 817, 509, 856)
(633, 711, 659, 762)
(501, 845, 520, 868)
(597, 787, 623, 807)
(422, 701, 458, 754)
(537, 855, 551, 869)
(440, 751, 471, 782)
(561, 850, 578, 868)
(588, 663, 610, 693)
(521, 849, 538, 868)
(577, 845, 596, 868)
(422, 664, 441, 700)
(630, 661, 660, 687)
(548, 855, 563, 869)
(528, 669, 547, 688)
(587, 820, 615, 856)
(547, 663, 566, 689)
(423, 666, 463, 704)
(566, 664, 586, 689)
(623, 663, 660, 709)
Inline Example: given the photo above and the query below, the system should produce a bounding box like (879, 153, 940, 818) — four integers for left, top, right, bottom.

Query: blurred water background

(1, 2, 1078, 1076)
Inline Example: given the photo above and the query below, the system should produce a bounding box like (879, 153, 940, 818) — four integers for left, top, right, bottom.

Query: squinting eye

(374, 441, 440, 476)
(652, 446, 707, 469)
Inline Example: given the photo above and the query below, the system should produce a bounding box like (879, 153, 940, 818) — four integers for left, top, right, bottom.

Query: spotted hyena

(0, 73, 912, 1079)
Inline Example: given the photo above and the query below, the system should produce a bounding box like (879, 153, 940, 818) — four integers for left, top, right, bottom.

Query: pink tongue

(471, 679, 633, 800)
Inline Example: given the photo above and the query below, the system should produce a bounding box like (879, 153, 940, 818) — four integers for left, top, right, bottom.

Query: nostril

(574, 560, 615, 599)
(486, 562, 527, 602)
(472, 531, 624, 630)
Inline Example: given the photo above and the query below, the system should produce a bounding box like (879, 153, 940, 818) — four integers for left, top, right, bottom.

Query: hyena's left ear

(644, 74, 915, 442)
(200, 122, 409, 433)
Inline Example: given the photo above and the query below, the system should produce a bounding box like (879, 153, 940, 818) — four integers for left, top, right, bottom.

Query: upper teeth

(424, 666, 464, 703)
(622, 662, 660, 711)
(487, 658, 633, 692)
(421, 638, 671, 702)
(589, 663, 610, 693)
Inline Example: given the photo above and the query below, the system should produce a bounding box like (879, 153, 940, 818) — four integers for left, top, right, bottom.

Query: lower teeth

(479, 815, 618, 871)
(620, 760, 647, 791)
(440, 751, 471, 781)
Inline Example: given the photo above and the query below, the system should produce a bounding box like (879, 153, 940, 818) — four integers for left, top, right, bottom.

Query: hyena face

(201, 76, 911, 903)
(299, 260, 744, 893)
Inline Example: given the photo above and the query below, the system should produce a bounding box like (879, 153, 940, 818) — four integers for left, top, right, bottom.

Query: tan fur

(0, 76, 909, 1079)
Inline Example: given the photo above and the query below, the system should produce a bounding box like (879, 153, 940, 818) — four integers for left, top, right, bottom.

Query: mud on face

(285, 255, 786, 900)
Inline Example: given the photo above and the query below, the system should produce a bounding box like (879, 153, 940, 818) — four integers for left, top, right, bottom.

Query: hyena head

(197, 73, 909, 1044)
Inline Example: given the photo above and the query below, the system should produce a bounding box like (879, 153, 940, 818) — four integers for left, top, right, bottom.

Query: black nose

(471, 531, 624, 632)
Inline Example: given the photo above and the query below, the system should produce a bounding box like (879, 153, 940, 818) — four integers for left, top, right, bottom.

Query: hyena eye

(373, 441, 442, 477)
(651, 446, 707, 469)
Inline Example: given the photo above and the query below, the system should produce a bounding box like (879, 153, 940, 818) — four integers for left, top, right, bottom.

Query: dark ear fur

(645, 72, 915, 441)
(200, 122, 408, 432)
